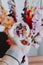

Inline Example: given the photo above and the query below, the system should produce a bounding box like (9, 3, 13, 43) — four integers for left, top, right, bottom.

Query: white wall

(15, 0, 25, 20)
(42, 0, 43, 7)
(1, 0, 10, 14)
(38, 38, 43, 56)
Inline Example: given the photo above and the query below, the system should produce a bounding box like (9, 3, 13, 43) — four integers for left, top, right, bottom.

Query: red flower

(24, 10, 32, 29)
(6, 39, 12, 46)
(26, 10, 31, 16)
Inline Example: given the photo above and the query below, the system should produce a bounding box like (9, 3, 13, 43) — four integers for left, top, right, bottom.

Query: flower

(2, 16, 15, 29)
(22, 9, 33, 29)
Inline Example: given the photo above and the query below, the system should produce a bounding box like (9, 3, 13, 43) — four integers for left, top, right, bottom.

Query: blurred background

(0, 0, 43, 57)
